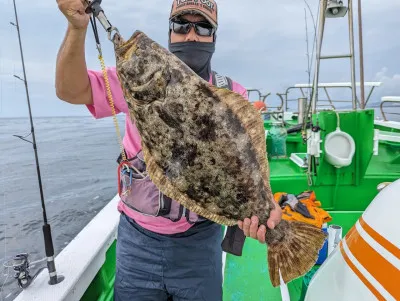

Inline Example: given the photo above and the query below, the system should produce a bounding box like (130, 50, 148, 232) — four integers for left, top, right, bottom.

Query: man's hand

(57, 0, 90, 30)
(237, 202, 282, 244)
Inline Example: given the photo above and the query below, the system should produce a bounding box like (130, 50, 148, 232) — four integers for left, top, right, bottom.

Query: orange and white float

(305, 179, 400, 301)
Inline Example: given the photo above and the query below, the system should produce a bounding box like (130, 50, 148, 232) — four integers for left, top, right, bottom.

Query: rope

(98, 54, 127, 163)
(89, 15, 127, 163)
(91, 16, 150, 198)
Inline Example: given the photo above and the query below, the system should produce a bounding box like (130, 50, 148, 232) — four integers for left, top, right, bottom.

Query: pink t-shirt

(86, 66, 249, 234)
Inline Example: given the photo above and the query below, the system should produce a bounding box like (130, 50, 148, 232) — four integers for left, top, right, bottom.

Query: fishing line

(303, 0, 318, 86)
(302, 0, 320, 133)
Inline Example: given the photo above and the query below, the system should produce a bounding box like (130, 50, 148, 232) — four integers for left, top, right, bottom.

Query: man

(55, 0, 282, 300)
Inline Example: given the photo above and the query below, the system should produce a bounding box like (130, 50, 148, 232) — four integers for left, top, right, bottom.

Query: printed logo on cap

(175, 0, 216, 15)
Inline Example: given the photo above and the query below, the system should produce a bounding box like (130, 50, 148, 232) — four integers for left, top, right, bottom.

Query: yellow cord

(98, 53, 127, 163)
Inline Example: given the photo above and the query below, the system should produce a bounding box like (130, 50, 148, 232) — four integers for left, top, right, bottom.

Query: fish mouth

(114, 30, 144, 52)
(130, 30, 144, 45)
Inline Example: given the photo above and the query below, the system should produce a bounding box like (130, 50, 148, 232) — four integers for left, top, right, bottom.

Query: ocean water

(0, 116, 124, 300)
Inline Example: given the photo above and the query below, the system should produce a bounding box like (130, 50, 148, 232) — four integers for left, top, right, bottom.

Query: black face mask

(168, 41, 215, 81)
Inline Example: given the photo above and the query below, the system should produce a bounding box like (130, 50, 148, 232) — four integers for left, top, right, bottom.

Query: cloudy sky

(0, 0, 399, 117)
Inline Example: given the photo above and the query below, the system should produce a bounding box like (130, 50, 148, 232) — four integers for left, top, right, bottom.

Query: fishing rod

(9, 0, 63, 287)
(6, 0, 113, 290)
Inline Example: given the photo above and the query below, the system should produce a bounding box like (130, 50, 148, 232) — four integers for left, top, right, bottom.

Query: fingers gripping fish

(110, 31, 326, 287)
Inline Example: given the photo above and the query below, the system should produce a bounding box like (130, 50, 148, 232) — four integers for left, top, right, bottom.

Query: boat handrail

(279, 82, 382, 111)
(246, 88, 262, 99)
(294, 82, 382, 88)
(380, 96, 400, 121)
(246, 88, 284, 112)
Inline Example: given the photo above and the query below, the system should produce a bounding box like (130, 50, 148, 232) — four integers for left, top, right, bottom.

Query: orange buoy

(253, 100, 267, 112)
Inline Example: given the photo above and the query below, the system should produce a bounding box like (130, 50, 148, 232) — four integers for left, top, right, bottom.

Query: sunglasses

(169, 19, 215, 37)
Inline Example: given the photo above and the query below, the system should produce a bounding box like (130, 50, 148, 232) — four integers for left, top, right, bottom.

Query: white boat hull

(14, 195, 120, 301)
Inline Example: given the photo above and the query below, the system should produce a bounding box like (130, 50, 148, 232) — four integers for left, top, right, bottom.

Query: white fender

(305, 179, 400, 301)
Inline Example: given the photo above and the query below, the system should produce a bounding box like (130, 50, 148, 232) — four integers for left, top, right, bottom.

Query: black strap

(116, 149, 131, 164)
(221, 225, 246, 256)
(116, 149, 142, 164)
(211, 70, 233, 90)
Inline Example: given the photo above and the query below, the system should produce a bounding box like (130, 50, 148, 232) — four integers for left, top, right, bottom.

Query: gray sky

(0, 0, 399, 117)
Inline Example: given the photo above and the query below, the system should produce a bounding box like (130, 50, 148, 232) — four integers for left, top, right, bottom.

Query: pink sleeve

(232, 80, 249, 100)
(86, 66, 128, 118)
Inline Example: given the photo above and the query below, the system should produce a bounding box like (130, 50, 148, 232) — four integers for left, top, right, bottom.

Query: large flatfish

(111, 30, 326, 287)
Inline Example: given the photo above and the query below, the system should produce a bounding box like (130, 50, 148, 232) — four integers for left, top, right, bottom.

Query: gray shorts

(114, 213, 223, 301)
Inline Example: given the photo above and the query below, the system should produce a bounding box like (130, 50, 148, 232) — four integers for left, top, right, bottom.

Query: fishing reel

(12, 253, 33, 289)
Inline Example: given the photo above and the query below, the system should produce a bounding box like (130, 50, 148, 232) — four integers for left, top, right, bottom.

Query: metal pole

(357, 0, 366, 109)
(12, 0, 61, 285)
(320, 54, 351, 59)
(298, 97, 307, 123)
(311, 0, 327, 114)
(347, 0, 357, 110)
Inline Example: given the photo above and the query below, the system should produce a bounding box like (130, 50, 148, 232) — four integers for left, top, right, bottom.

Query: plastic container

(316, 223, 328, 265)
(267, 121, 287, 158)
(328, 224, 343, 255)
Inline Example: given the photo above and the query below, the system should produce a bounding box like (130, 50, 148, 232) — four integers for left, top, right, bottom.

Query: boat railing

(246, 88, 284, 112)
(380, 96, 400, 121)
(278, 82, 382, 112)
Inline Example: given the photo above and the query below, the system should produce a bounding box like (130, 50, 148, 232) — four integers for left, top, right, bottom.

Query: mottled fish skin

(112, 30, 327, 288)
(113, 30, 273, 226)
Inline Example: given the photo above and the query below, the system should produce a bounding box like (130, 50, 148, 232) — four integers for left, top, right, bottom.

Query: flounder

(111, 30, 326, 287)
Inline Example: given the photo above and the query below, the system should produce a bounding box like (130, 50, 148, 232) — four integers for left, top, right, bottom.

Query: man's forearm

(55, 24, 93, 105)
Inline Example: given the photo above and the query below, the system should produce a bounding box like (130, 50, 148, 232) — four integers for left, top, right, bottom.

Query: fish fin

(266, 220, 327, 287)
(208, 85, 273, 196)
(141, 144, 237, 226)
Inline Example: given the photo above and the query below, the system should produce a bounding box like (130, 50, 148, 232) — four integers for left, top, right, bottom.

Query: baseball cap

(170, 0, 218, 29)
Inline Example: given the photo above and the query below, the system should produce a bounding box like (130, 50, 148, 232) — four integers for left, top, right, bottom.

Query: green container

(267, 121, 288, 158)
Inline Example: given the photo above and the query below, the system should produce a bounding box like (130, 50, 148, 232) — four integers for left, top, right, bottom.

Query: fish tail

(265, 219, 327, 287)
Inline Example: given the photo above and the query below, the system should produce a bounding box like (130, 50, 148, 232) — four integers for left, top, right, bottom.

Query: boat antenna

(303, 0, 318, 92)
(9, 0, 63, 287)
(302, 0, 320, 138)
